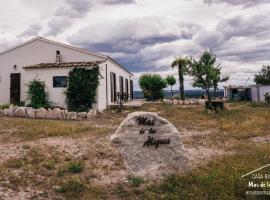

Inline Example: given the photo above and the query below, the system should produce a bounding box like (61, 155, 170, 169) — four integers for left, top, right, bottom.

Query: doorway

(10, 73, 21, 104)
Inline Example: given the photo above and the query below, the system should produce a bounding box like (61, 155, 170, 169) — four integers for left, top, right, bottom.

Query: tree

(66, 67, 101, 112)
(166, 75, 176, 98)
(27, 79, 51, 109)
(254, 65, 270, 84)
(171, 57, 190, 100)
(213, 67, 229, 98)
(189, 50, 229, 107)
(139, 74, 167, 101)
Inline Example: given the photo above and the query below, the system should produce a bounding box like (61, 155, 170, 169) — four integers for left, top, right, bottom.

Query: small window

(53, 76, 67, 88)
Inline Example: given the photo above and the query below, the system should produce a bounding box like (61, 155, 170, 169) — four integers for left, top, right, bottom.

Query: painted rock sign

(110, 112, 187, 179)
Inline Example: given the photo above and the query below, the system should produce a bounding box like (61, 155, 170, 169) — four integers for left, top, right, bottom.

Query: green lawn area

(0, 102, 269, 199)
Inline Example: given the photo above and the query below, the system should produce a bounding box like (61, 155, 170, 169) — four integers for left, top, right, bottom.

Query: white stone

(36, 108, 47, 119)
(93, 109, 97, 116)
(66, 112, 77, 120)
(25, 107, 36, 118)
(46, 108, 63, 120)
(173, 99, 178, 105)
(3, 108, 9, 116)
(14, 107, 26, 117)
(78, 112, 87, 120)
(111, 112, 188, 179)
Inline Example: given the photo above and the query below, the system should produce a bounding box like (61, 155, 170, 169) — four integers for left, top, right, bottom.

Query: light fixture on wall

(13, 65, 17, 70)
(56, 50, 62, 63)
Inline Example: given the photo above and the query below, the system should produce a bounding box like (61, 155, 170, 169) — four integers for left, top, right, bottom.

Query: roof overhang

(23, 61, 104, 70)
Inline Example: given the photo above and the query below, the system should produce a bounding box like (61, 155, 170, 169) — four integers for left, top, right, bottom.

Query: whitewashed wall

(251, 85, 270, 102)
(258, 85, 270, 102)
(106, 60, 133, 105)
(251, 87, 258, 102)
(0, 39, 104, 104)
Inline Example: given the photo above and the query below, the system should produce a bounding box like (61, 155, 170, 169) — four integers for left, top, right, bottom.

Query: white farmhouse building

(0, 37, 134, 111)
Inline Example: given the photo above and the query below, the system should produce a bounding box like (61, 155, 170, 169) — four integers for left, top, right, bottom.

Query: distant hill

(133, 90, 224, 99)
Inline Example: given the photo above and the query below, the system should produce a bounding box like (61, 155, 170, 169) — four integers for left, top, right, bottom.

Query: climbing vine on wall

(27, 79, 51, 109)
(66, 66, 101, 112)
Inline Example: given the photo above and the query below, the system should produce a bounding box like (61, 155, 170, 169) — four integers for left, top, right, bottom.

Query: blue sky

(0, 0, 269, 90)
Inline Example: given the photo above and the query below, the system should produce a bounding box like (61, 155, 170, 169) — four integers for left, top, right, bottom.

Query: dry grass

(0, 102, 270, 199)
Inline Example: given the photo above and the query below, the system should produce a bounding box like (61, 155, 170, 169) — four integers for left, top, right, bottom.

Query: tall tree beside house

(171, 57, 190, 100)
(189, 50, 229, 108)
(139, 74, 167, 101)
(254, 65, 270, 84)
(66, 67, 101, 112)
(166, 75, 176, 98)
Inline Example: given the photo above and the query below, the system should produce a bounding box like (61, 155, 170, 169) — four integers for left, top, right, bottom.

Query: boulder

(78, 112, 87, 120)
(46, 108, 63, 120)
(3, 108, 9, 116)
(8, 105, 15, 117)
(66, 112, 77, 120)
(25, 107, 36, 118)
(60, 110, 67, 119)
(14, 107, 26, 117)
(111, 112, 188, 179)
(0, 109, 3, 116)
(173, 99, 178, 105)
(36, 108, 47, 119)
(87, 112, 93, 120)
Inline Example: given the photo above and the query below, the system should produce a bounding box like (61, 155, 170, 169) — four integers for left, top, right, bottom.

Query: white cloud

(0, 0, 269, 90)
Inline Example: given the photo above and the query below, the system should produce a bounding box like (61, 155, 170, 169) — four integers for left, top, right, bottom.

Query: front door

(10, 73, 21, 104)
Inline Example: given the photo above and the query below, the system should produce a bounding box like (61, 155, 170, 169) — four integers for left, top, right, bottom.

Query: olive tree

(139, 74, 167, 101)
(188, 50, 229, 108)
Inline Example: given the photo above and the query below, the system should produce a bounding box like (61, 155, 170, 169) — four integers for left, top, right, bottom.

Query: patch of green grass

(128, 176, 145, 187)
(57, 178, 85, 198)
(68, 161, 84, 173)
(41, 159, 56, 170)
(142, 144, 270, 200)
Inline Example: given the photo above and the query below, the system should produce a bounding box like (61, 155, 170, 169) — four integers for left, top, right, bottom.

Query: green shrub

(57, 179, 85, 197)
(66, 67, 101, 112)
(264, 92, 270, 104)
(139, 74, 167, 101)
(41, 159, 55, 170)
(128, 176, 144, 187)
(26, 79, 51, 109)
(0, 104, 10, 109)
(68, 161, 84, 173)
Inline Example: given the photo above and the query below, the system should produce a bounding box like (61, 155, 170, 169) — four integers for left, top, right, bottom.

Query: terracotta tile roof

(23, 61, 105, 69)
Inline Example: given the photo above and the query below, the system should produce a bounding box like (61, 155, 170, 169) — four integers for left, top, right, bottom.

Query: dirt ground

(0, 102, 269, 199)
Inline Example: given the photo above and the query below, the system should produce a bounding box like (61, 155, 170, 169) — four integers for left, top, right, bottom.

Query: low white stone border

(0, 105, 97, 120)
(163, 99, 206, 105)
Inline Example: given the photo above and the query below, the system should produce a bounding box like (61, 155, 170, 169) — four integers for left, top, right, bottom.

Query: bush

(0, 104, 10, 109)
(26, 79, 51, 109)
(68, 161, 84, 173)
(66, 67, 101, 112)
(128, 176, 144, 187)
(264, 92, 270, 104)
(57, 179, 85, 197)
(139, 74, 167, 101)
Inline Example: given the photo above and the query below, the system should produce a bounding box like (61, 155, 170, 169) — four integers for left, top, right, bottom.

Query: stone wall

(163, 99, 206, 105)
(0, 105, 97, 120)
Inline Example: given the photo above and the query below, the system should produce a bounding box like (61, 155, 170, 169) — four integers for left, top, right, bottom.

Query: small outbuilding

(250, 84, 270, 102)
(224, 85, 251, 101)
(224, 84, 270, 103)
